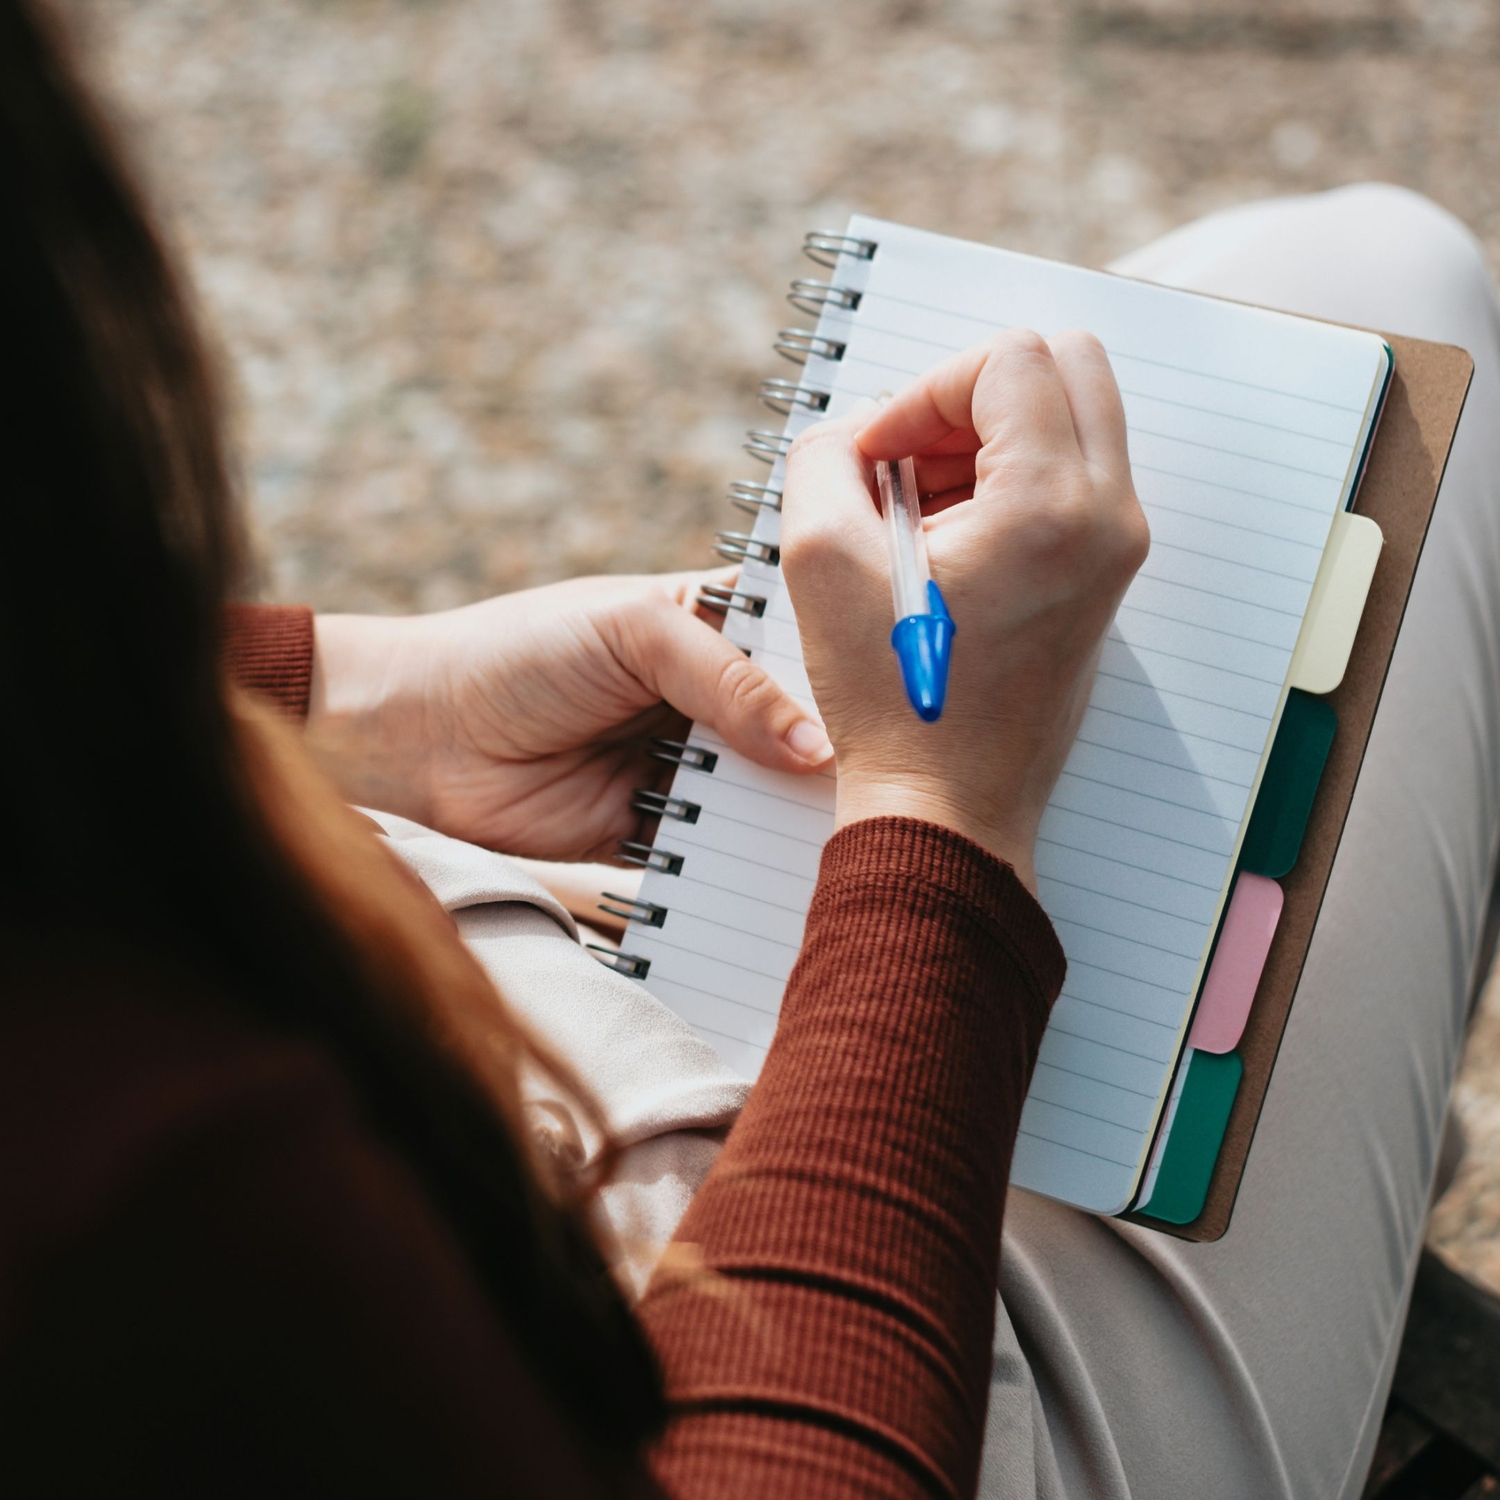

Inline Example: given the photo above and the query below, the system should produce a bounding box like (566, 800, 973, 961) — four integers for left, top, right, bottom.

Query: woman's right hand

(780, 329, 1149, 893)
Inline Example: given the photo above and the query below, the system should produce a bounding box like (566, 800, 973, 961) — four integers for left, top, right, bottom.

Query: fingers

(780, 402, 890, 629)
(912, 450, 977, 497)
(781, 398, 884, 545)
(923, 485, 974, 517)
(856, 329, 1081, 467)
(855, 343, 991, 458)
(617, 596, 833, 773)
(921, 428, 983, 457)
(1046, 330, 1145, 560)
(1047, 329, 1131, 481)
(785, 405, 975, 519)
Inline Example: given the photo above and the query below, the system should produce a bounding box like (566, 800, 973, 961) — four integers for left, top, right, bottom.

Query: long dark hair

(0, 0, 663, 1464)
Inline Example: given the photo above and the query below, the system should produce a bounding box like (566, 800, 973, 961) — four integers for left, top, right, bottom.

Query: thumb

(620, 593, 834, 774)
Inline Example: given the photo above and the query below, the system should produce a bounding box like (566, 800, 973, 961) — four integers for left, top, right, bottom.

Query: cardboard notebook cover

(1123, 330, 1473, 1243)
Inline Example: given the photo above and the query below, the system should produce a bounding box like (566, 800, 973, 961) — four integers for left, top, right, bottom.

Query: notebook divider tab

(1288, 512, 1385, 695)
(1131, 697, 1339, 1222)
(1185, 874, 1284, 1054)
(1136, 1049, 1244, 1224)
(1132, 510, 1384, 1225)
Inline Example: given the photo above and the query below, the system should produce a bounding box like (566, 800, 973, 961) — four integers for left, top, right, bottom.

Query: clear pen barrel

(878, 456, 931, 620)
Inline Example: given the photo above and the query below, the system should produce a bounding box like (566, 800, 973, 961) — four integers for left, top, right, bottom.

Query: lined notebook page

(626, 217, 1389, 1214)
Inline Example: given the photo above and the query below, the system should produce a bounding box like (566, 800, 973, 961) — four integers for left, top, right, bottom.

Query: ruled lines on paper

(626, 217, 1387, 1212)
(628, 730, 834, 1082)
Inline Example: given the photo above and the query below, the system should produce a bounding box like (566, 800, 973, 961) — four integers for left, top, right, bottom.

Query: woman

(0, 2, 1146, 1495)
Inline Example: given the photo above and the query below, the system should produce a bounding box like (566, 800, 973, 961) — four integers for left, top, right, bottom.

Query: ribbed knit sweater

(0, 606, 1064, 1499)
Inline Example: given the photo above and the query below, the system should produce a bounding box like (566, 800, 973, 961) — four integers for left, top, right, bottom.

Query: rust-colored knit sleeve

(639, 816, 1065, 1500)
(223, 604, 316, 720)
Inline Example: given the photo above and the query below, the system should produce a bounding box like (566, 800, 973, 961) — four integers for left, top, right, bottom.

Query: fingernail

(786, 718, 834, 765)
(846, 395, 880, 425)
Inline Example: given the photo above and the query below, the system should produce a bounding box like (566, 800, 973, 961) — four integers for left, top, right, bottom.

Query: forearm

(301, 611, 442, 822)
(638, 817, 1064, 1500)
(221, 604, 437, 820)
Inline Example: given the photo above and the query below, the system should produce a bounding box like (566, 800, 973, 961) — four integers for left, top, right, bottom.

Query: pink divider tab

(1188, 873, 1284, 1054)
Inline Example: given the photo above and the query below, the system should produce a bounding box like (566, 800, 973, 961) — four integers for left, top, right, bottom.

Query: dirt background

(62, 0, 1500, 1291)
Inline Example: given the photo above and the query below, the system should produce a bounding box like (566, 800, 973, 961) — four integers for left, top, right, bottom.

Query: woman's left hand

(303, 569, 832, 861)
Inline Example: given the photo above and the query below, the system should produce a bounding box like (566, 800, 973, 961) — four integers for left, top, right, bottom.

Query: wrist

(306, 613, 438, 821)
(833, 775, 1038, 895)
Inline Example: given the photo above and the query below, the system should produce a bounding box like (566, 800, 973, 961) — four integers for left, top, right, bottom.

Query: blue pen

(875, 455, 954, 722)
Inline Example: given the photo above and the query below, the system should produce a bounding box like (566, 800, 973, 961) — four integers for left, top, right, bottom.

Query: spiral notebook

(595, 217, 1462, 1227)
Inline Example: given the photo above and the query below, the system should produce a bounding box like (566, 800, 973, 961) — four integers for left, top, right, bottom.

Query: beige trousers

(982, 184, 1500, 1500)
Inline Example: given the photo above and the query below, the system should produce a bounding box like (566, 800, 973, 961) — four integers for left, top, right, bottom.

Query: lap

(985, 185, 1500, 1500)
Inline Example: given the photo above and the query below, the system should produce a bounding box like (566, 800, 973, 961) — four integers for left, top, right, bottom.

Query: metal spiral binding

(586, 944, 651, 979)
(788, 278, 861, 317)
(648, 738, 719, 772)
(759, 377, 830, 416)
(774, 328, 846, 365)
(631, 789, 702, 824)
(729, 480, 782, 515)
(617, 839, 684, 875)
(713, 530, 779, 567)
(744, 428, 793, 464)
(696, 583, 766, 617)
(802, 231, 877, 268)
(598, 893, 667, 928)
(620, 231, 879, 951)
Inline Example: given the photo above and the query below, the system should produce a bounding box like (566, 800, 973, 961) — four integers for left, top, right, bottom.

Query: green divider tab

(1138, 1049, 1243, 1226)
(1238, 690, 1336, 880)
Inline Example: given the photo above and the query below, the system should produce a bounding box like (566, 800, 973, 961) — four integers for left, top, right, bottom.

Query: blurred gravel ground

(65, 0, 1500, 1287)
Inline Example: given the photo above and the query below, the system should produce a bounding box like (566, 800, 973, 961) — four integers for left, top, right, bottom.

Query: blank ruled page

(625, 217, 1389, 1213)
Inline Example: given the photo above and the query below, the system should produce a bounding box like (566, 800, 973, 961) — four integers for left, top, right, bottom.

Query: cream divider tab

(1288, 513, 1384, 695)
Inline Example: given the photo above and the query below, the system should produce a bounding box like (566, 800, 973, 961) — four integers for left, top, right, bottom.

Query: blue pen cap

(890, 579, 955, 722)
